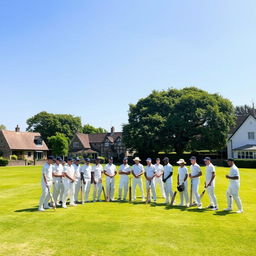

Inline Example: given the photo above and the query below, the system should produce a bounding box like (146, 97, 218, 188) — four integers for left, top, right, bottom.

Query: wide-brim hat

(177, 159, 186, 164)
(133, 157, 141, 162)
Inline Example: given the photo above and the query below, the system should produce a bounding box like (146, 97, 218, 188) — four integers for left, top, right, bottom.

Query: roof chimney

(111, 126, 115, 134)
(15, 125, 20, 132)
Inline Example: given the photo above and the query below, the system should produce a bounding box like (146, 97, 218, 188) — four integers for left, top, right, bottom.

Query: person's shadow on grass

(213, 210, 237, 216)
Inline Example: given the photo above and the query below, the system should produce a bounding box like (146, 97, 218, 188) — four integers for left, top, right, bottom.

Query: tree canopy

(82, 124, 107, 134)
(123, 87, 235, 155)
(0, 124, 6, 130)
(26, 111, 82, 142)
(47, 133, 69, 156)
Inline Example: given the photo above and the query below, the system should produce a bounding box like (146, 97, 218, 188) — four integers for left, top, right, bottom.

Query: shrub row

(0, 157, 9, 166)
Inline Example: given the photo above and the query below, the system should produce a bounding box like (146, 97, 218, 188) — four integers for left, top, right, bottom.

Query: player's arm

(226, 175, 239, 180)
(206, 171, 216, 187)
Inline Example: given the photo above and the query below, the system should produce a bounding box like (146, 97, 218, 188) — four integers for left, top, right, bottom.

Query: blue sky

(0, 0, 255, 132)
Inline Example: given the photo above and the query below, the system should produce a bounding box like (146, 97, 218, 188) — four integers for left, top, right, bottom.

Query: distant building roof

(76, 133, 90, 148)
(229, 115, 250, 135)
(88, 132, 122, 143)
(1, 130, 48, 151)
(233, 144, 256, 151)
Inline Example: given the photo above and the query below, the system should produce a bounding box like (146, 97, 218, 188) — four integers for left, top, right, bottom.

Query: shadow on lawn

(15, 207, 39, 212)
(213, 210, 237, 216)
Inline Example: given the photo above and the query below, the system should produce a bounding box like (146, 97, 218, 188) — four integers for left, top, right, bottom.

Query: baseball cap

(204, 157, 211, 161)
(56, 156, 63, 161)
(48, 156, 55, 160)
(190, 156, 197, 160)
(146, 158, 152, 162)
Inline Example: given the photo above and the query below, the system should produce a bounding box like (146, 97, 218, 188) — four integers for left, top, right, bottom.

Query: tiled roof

(76, 133, 90, 148)
(1, 130, 48, 151)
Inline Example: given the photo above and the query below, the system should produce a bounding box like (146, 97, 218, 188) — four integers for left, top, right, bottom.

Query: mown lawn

(0, 165, 255, 256)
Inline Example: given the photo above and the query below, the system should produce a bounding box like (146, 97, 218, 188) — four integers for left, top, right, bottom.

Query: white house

(227, 115, 256, 159)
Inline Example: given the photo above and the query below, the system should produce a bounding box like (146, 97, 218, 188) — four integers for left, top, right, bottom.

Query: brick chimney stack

(15, 125, 20, 132)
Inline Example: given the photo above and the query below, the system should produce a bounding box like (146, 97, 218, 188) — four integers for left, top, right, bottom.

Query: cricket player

(145, 158, 157, 203)
(52, 156, 64, 206)
(131, 157, 145, 201)
(80, 158, 92, 203)
(73, 158, 82, 203)
(92, 157, 103, 201)
(118, 157, 131, 201)
(154, 158, 166, 198)
(38, 156, 54, 211)
(162, 157, 173, 204)
(204, 157, 218, 210)
(177, 159, 189, 207)
(62, 158, 77, 208)
(224, 158, 243, 213)
(104, 157, 117, 201)
(189, 156, 202, 209)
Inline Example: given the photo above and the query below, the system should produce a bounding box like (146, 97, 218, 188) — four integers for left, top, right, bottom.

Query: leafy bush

(0, 157, 8, 166)
(10, 155, 18, 160)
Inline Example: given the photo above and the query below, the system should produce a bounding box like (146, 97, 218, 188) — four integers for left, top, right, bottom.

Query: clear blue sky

(0, 0, 255, 132)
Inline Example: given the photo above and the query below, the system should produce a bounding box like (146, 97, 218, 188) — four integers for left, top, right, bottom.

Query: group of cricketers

(38, 155, 243, 214)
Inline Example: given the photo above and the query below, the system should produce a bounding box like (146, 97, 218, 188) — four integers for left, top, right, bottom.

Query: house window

(28, 152, 32, 157)
(73, 142, 80, 148)
(34, 136, 43, 145)
(248, 132, 255, 140)
(237, 151, 256, 159)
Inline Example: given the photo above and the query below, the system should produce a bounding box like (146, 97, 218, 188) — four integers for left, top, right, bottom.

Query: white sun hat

(133, 157, 141, 162)
(177, 159, 186, 164)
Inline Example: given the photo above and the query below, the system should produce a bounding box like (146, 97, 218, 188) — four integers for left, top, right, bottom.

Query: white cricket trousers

(179, 182, 189, 205)
(39, 181, 53, 209)
(53, 178, 63, 204)
(93, 182, 102, 201)
(191, 178, 201, 205)
(119, 176, 129, 200)
(155, 177, 166, 198)
(62, 180, 75, 206)
(206, 185, 218, 207)
(164, 179, 173, 203)
(83, 179, 91, 201)
(226, 183, 243, 210)
(106, 177, 115, 201)
(132, 177, 144, 200)
(74, 179, 81, 202)
(146, 179, 156, 201)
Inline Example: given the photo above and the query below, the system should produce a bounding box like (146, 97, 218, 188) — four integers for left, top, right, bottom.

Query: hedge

(0, 157, 9, 166)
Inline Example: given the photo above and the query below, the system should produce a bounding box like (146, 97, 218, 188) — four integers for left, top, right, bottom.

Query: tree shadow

(186, 208, 208, 213)
(165, 205, 187, 211)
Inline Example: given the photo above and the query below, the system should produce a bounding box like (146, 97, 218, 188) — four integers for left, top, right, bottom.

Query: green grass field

(0, 165, 256, 256)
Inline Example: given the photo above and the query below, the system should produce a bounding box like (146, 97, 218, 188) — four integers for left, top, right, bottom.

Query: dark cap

(156, 158, 161, 161)
(163, 157, 169, 161)
(56, 156, 63, 161)
(123, 157, 128, 161)
(190, 156, 197, 160)
(48, 156, 55, 160)
(67, 157, 73, 161)
(85, 158, 91, 162)
(204, 157, 211, 161)
(108, 157, 113, 160)
(227, 158, 234, 162)
(75, 157, 80, 161)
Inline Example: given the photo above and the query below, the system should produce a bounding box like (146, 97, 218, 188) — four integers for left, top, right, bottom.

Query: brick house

(69, 127, 128, 160)
(0, 125, 49, 160)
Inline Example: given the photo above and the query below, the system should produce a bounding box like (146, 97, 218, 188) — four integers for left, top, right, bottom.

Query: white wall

(228, 116, 256, 158)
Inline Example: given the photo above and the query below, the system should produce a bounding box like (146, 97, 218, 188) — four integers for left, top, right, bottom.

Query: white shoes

(198, 204, 203, 209)
(38, 207, 45, 211)
(62, 204, 67, 208)
(224, 208, 232, 211)
(236, 210, 243, 214)
(70, 203, 77, 207)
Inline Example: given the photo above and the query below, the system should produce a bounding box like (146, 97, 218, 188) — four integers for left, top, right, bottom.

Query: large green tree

(123, 87, 235, 155)
(47, 133, 69, 156)
(26, 111, 82, 142)
(82, 124, 107, 134)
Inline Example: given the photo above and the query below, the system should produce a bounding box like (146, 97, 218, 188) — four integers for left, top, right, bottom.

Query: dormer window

(34, 136, 43, 146)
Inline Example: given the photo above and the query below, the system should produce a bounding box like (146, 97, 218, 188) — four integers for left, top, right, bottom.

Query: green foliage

(26, 111, 82, 142)
(82, 124, 107, 134)
(10, 155, 18, 160)
(0, 157, 8, 166)
(0, 124, 6, 130)
(123, 87, 235, 155)
(47, 133, 69, 156)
